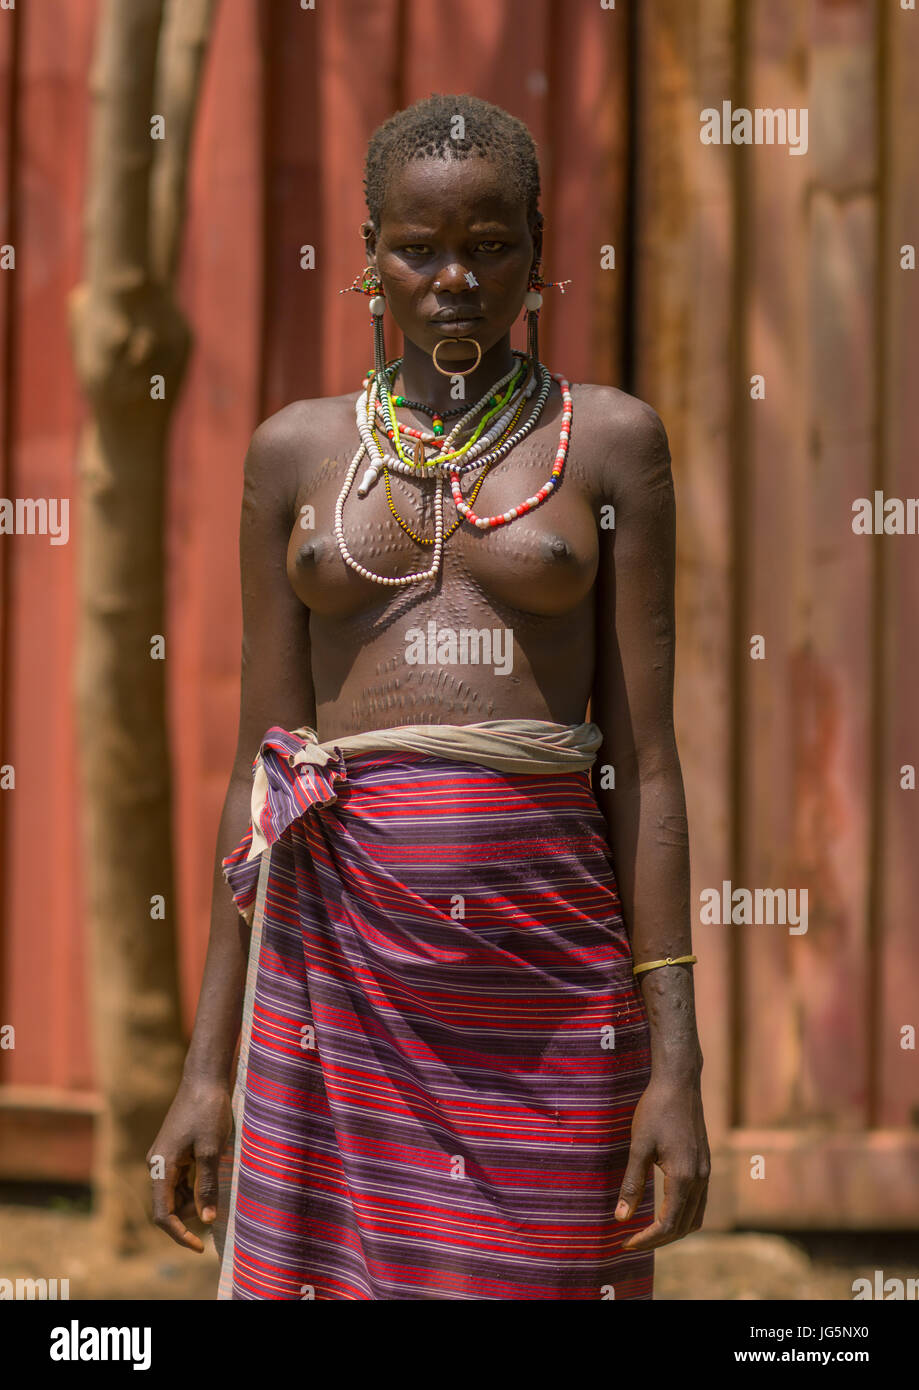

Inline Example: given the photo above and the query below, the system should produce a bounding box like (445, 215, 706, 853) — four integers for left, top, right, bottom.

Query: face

(362, 155, 541, 360)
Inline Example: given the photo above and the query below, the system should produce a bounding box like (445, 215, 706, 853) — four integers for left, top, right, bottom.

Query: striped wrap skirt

(213, 719, 655, 1300)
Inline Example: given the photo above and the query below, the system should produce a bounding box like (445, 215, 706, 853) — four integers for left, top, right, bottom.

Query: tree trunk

(67, 0, 215, 1253)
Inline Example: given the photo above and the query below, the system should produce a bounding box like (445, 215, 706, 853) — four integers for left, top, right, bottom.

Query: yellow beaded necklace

(380, 386, 531, 544)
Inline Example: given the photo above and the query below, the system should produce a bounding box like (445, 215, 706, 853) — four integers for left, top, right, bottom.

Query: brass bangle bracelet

(632, 953, 698, 977)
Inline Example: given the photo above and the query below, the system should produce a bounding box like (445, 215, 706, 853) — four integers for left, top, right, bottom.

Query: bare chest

(286, 389, 603, 620)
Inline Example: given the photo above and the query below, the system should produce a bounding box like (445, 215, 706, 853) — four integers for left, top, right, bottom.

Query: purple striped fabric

(215, 726, 654, 1299)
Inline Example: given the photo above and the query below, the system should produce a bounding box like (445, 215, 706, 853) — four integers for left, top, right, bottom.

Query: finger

(620, 1217, 673, 1252)
(665, 1164, 706, 1241)
(630, 1165, 711, 1249)
(151, 1164, 205, 1253)
(622, 1170, 695, 1251)
(175, 1168, 203, 1222)
(678, 1148, 711, 1237)
(674, 1179, 706, 1239)
(614, 1144, 654, 1222)
(156, 1211, 204, 1253)
(686, 1175, 710, 1233)
(176, 1191, 198, 1221)
(193, 1145, 221, 1224)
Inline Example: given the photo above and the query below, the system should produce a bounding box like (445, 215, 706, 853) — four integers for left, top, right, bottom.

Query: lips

(429, 308, 482, 323)
(433, 318, 481, 335)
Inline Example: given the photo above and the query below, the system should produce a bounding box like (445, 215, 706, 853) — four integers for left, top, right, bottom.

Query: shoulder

(571, 383, 671, 503)
(247, 392, 357, 469)
(242, 392, 359, 508)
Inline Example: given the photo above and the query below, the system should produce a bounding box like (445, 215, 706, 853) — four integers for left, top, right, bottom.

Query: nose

(432, 262, 471, 293)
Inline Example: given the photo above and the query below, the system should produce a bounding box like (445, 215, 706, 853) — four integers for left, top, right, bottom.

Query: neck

(392, 334, 518, 414)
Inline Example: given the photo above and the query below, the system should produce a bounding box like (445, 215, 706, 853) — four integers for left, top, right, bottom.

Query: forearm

(594, 759, 703, 1083)
(181, 774, 254, 1087)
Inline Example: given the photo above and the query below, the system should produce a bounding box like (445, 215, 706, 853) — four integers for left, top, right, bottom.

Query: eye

(477, 240, 507, 252)
(400, 245, 430, 257)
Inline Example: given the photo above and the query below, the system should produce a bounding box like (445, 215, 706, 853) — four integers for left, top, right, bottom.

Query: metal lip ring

(431, 336, 483, 377)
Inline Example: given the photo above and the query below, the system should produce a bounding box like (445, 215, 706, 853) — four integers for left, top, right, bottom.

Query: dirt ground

(2, 1189, 917, 1300)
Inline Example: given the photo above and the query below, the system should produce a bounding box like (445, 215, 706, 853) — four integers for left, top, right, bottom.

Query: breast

(287, 518, 597, 624)
(448, 509, 599, 615)
(286, 459, 599, 620)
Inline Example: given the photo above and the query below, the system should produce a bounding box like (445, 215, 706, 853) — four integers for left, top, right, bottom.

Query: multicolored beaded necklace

(383, 378, 533, 544)
(333, 306, 573, 585)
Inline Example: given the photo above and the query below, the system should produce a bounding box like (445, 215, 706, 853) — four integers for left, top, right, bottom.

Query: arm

(590, 392, 709, 1250)
(149, 407, 317, 1250)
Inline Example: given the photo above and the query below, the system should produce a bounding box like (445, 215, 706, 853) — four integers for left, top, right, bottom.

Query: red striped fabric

(217, 732, 654, 1299)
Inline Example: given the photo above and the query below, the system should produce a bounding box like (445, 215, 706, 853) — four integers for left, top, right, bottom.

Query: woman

(149, 93, 709, 1300)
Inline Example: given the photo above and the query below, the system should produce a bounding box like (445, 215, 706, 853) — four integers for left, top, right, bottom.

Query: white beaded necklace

(335, 353, 551, 587)
(355, 353, 541, 497)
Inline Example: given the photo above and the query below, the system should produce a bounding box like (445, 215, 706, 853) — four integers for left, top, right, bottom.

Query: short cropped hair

(363, 92, 541, 233)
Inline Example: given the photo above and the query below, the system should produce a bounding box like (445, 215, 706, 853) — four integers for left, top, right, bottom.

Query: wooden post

(67, 0, 214, 1252)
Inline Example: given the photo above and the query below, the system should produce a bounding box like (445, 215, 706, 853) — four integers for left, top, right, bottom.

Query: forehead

(381, 155, 526, 229)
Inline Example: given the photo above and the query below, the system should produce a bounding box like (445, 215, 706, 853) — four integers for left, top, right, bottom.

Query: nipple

(297, 537, 324, 564)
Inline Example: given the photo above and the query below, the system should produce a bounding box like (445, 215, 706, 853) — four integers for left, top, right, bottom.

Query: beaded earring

(340, 263, 390, 402)
(524, 262, 572, 364)
(339, 263, 385, 308)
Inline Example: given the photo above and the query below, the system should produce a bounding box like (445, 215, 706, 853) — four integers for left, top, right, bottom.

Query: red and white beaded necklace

(335, 354, 573, 585)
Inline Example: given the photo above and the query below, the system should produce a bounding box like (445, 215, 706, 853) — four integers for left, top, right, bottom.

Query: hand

(147, 1078, 233, 1253)
(614, 1074, 710, 1251)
